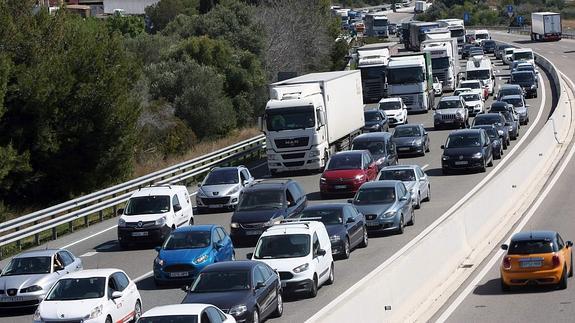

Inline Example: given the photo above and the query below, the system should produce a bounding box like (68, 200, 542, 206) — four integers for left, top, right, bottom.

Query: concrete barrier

(307, 49, 575, 322)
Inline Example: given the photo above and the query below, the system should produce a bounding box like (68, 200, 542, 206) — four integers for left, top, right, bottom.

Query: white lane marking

(437, 89, 575, 322)
(308, 55, 548, 323)
(562, 55, 568, 59)
(80, 251, 98, 257)
(422, 164, 429, 170)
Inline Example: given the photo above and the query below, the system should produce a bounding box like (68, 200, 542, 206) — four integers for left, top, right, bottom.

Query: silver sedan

(377, 165, 431, 209)
(0, 249, 82, 308)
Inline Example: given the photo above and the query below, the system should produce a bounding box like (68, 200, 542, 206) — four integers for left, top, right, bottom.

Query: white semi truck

(356, 42, 400, 103)
(421, 37, 459, 91)
(386, 52, 434, 112)
(437, 19, 465, 49)
(531, 12, 562, 41)
(365, 12, 389, 37)
(414, 1, 427, 13)
(262, 71, 365, 175)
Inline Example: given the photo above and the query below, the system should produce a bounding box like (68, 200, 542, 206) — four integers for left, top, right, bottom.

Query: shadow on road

(473, 278, 560, 296)
(0, 307, 35, 318)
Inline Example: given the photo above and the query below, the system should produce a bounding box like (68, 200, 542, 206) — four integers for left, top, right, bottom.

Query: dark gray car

(362, 110, 389, 133)
(472, 113, 510, 147)
(501, 95, 529, 125)
(351, 132, 398, 171)
(392, 124, 430, 156)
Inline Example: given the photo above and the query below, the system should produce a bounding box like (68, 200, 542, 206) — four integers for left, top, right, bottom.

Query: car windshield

(191, 271, 250, 292)
(467, 70, 490, 80)
(2, 256, 51, 276)
(499, 89, 521, 97)
(352, 141, 385, 155)
(501, 112, 514, 122)
(454, 89, 471, 96)
(461, 93, 480, 101)
(45, 277, 106, 301)
(461, 82, 481, 89)
(475, 33, 489, 40)
(386, 67, 425, 84)
(476, 127, 497, 138)
(445, 133, 482, 148)
(254, 234, 310, 259)
(125, 196, 170, 215)
(326, 154, 362, 170)
(474, 116, 501, 125)
(163, 231, 211, 250)
(502, 98, 524, 107)
(265, 106, 315, 132)
(432, 57, 450, 69)
(204, 169, 238, 185)
(514, 52, 533, 60)
(437, 99, 460, 110)
(138, 316, 198, 323)
(354, 187, 396, 205)
(237, 190, 283, 211)
(512, 73, 534, 82)
(364, 111, 382, 122)
(393, 126, 421, 137)
(379, 101, 402, 110)
(360, 66, 385, 80)
(300, 209, 343, 225)
(508, 240, 554, 255)
(378, 169, 416, 181)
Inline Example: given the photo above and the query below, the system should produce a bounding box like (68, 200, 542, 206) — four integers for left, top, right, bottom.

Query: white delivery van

(117, 185, 194, 247)
(249, 221, 334, 298)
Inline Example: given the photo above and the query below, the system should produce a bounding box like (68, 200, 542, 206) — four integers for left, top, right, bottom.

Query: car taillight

(503, 257, 511, 270)
(552, 255, 561, 267)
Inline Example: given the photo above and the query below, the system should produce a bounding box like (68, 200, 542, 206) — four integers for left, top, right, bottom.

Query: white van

(465, 56, 495, 95)
(117, 185, 194, 247)
(249, 221, 334, 298)
(473, 29, 490, 45)
(511, 48, 535, 65)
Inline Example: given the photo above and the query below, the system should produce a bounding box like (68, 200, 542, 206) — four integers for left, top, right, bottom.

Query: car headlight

(474, 104, 481, 109)
(414, 139, 422, 146)
(293, 263, 309, 273)
(309, 149, 321, 157)
(20, 285, 42, 293)
(155, 217, 166, 226)
(118, 218, 126, 228)
(229, 304, 247, 317)
(442, 155, 450, 161)
(85, 305, 103, 320)
(154, 257, 164, 266)
(195, 254, 209, 264)
(434, 113, 440, 119)
(382, 210, 397, 218)
(231, 222, 240, 229)
(498, 130, 504, 136)
(472, 152, 483, 158)
(196, 188, 207, 197)
(228, 185, 241, 195)
(33, 309, 41, 321)
(320, 177, 327, 184)
(354, 174, 366, 181)
(330, 235, 341, 243)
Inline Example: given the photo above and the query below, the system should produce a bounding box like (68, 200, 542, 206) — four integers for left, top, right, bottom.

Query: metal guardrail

(0, 134, 266, 252)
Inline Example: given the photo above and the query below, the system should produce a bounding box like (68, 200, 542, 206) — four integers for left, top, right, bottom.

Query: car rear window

(508, 240, 554, 255)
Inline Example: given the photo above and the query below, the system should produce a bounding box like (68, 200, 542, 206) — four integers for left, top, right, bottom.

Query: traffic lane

(441, 139, 575, 323)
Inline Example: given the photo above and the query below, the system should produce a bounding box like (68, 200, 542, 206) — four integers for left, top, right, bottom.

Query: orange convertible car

(500, 230, 573, 291)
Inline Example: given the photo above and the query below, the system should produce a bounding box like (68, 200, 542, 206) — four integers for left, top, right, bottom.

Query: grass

(563, 19, 575, 32)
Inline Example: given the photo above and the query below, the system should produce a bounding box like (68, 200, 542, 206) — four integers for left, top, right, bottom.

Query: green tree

(106, 14, 145, 37)
(145, 0, 199, 33)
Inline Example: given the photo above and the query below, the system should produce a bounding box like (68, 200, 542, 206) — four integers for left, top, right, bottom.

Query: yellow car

(500, 230, 573, 291)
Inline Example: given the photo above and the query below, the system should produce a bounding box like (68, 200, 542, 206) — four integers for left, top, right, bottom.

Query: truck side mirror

(258, 116, 264, 132)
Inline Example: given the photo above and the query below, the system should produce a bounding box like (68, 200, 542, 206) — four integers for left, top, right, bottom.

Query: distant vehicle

(386, 52, 435, 112)
(0, 249, 83, 309)
(494, 44, 512, 59)
(182, 261, 283, 322)
(196, 166, 254, 212)
(515, 62, 539, 77)
(500, 95, 529, 125)
(481, 40, 497, 53)
(320, 150, 379, 197)
(248, 221, 334, 298)
(230, 179, 307, 244)
(500, 110, 520, 141)
(502, 48, 515, 65)
(362, 109, 389, 133)
(298, 203, 368, 259)
(437, 19, 466, 47)
(350, 180, 415, 234)
(414, 0, 427, 13)
(459, 79, 488, 100)
(365, 12, 389, 37)
(471, 113, 510, 148)
(453, 87, 472, 96)
(441, 129, 494, 173)
(511, 48, 535, 66)
(34, 269, 142, 323)
(117, 185, 194, 248)
(433, 77, 443, 95)
(378, 165, 430, 209)
(471, 125, 504, 159)
(392, 124, 430, 156)
(510, 70, 538, 98)
(153, 225, 235, 286)
(500, 231, 572, 291)
(531, 12, 562, 41)
(138, 304, 236, 323)
(496, 84, 525, 100)
(461, 44, 475, 59)
(351, 132, 399, 171)
(378, 97, 408, 124)
(433, 96, 469, 129)
(471, 29, 490, 45)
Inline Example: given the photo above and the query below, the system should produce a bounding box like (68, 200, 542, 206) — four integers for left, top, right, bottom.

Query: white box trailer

(531, 12, 562, 41)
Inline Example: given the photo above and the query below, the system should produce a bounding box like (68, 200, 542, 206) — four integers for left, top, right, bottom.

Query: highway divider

(307, 49, 575, 322)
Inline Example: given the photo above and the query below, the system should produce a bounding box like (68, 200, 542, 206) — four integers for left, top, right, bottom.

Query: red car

(320, 150, 379, 198)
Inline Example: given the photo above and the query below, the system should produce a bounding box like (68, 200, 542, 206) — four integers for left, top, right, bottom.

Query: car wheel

(308, 275, 318, 298)
(231, 252, 236, 261)
(424, 185, 431, 201)
(500, 278, 510, 292)
(559, 265, 568, 290)
(132, 300, 142, 323)
(342, 238, 351, 259)
(407, 208, 415, 226)
(359, 227, 369, 248)
(326, 262, 335, 285)
(252, 308, 260, 323)
(106, 316, 112, 323)
(415, 193, 421, 209)
(396, 216, 405, 234)
(480, 160, 487, 172)
(488, 156, 493, 167)
(272, 292, 283, 318)
(569, 252, 573, 278)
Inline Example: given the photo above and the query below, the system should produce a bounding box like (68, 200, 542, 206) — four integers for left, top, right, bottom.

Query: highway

(0, 29, 557, 322)
(432, 34, 575, 323)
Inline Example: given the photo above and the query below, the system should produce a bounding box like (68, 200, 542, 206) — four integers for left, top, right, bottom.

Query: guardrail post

(34, 220, 40, 245)
(84, 214, 89, 228)
(52, 214, 58, 240)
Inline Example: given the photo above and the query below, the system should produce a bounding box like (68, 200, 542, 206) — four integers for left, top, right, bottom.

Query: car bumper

(396, 145, 424, 155)
(0, 295, 43, 309)
(442, 159, 485, 170)
(118, 225, 171, 244)
(501, 267, 563, 286)
(154, 264, 205, 283)
(230, 226, 271, 240)
(320, 181, 364, 195)
(434, 120, 466, 128)
(196, 195, 239, 209)
(282, 279, 314, 294)
(365, 217, 400, 232)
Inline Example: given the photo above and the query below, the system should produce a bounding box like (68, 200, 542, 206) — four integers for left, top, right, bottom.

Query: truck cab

(421, 38, 458, 91)
(386, 54, 434, 112)
(356, 43, 399, 103)
(365, 13, 389, 37)
(472, 30, 490, 45)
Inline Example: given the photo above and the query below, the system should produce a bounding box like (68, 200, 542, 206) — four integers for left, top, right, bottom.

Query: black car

(496, 84, 524, 100)
(362, 109, 389, 132)
(392, 124, 430, 156)
(495, 44, 512, 59)
(489, 101, 515, 114)
(351, 132, 398, 170)
(510, 70, 538, 98)
(500, 110, 520, 140)
(230, 179, 307, 244)
(298, 203, 368, 259)
(182, 261, 283, 323)
(481, 40, 497, 53)
(461, 44, 474, 59)
(441, 129, 494, 174)
(472, 113, 510, 147)
(468, 47, 484, 57)
(471, 125, 503, 159)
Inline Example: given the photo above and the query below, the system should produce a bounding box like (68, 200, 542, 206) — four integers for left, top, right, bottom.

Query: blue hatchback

(153, 225, 235, 285)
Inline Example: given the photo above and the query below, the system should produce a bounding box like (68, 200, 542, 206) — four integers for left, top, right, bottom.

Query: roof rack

(139, 184, 172, 191)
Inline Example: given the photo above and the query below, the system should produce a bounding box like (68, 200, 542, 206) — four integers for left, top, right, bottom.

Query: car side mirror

(317, 249, 327, 256)
(400, 196, 408, 201)
(440, 145, 445, 149)
(173, 204, 182, 212)
(567, 241, 574, 247)
(116, 208, 124, 216)
(111, 291, 123, 300)
(246, 253, 253, 259)
(501, 244, 508, 250)
(347, 199, 354, 203)
(214, 242, 223, 250)
(197, 183, 201, 187)
(255, 282, 266, 290)
(155, 246, 161, 252)
(181, 285, 191, 292)
(346, 217, 355, 223)
(242, 180, 249, 186)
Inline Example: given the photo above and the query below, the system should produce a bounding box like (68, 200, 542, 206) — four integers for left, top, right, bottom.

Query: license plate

(131, 231, 148, 237)
(520, 260, 542, 268)
(334, 185, 347, 189)
(169, 272, 189, 278)
(454, 161, 468, 165)
(208, 204, 222, 208)
(246, 230, 262, 236)
(0, 297, 23, 302)
(443, 119, 454, 123)
(398, 147, 410, 151)
(367, 222, 380, 227)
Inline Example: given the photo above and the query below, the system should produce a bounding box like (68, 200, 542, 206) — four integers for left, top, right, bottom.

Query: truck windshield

(467, 70, 490, 80)
(374, 19, 388, 27)
(360, 66, 385, 80)
(387, 67, 424, 84)
(432, 57, 449, 69)
(450, 29, 465, 37)
(266, 106, 315, 131)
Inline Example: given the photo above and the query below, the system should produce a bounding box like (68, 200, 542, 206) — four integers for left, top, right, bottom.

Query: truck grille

(282, 152, 305, 160)
(201, 197, 230, 205)
(279, 272, 294, 280)
(275, 137, 309, 148)
(284, 161, 305, 167)
(399, 95, 415, 107)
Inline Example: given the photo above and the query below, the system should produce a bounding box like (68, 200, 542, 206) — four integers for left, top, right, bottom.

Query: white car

(138, 304, 236, 323)
(249, 221, 334, 298)
(502, 47, 515, 65)
(432, 77, 443, 96)
(378, 97, 408, 125)
(453, 87, 472, 97)
(196, 166, 255, 212)
(34, 269, 142, 323)
(458, 80, 487, 100)
(459, 91, 484, 115)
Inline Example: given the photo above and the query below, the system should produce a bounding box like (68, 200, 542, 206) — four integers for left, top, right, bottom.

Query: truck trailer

(408, 21, 440, 51)
(531, 12, 562, 41)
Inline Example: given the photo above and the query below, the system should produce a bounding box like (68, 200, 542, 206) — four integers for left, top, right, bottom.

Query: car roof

(471, 124, 496, 129)
(141, 304, 215, 317)
(501, 94, 523, 99)
(203, 260, 259, 271)
(174, 224, 216, 233)
(499, 84, 522, 89)
(460, 91, 480, 97)
(475, 113, 502, 118)
(14, 249, 60, 258)
(304, 203, 348, 211)
(333, 150, 365, 156)
(131, 185, 187, 198)
(359, 180, 400, 188)
(491, 101, 511, 106)
(449, 129, 483, 135)
(380, 165, 419, 171)
(511, 70, 534, 75)
(354, 132, 393, 141)
(263, 221, 326, 236)
(460, 80, 481, 84)
(379, 97, 401, 103)
(440, 96, 461, 101)
(210, 166, 244, 172)
(243, 179, 292, 192)
(511, 231, 557, 242)
(65, 268, 122, 279)
(395, 124, 421, 129)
